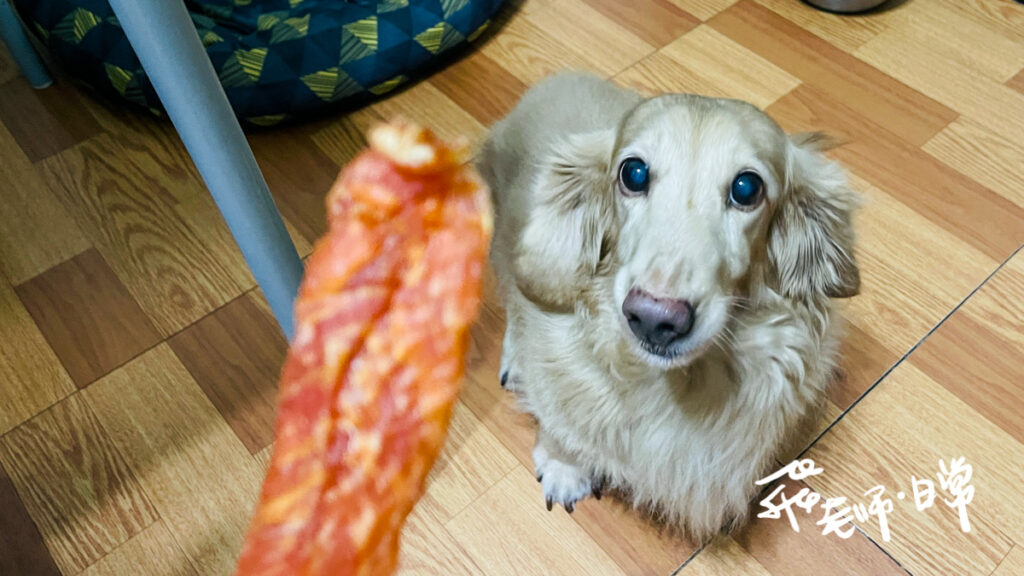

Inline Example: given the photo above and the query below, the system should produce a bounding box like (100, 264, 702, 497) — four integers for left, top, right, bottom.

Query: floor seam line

(794, 241, 1024, 461)
(669, 542, 705, 575)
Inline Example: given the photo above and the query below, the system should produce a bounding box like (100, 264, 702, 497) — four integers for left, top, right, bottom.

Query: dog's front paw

(532, 444, 594, 513)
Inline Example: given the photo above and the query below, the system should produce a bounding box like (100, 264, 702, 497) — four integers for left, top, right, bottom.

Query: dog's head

(513, 94, 860, 369)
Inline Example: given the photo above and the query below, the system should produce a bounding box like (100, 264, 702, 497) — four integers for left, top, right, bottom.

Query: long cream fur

(476, 71, 861, 542)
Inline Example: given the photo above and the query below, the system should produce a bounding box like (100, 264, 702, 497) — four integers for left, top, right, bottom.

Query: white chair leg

(107, 0, 305, 340)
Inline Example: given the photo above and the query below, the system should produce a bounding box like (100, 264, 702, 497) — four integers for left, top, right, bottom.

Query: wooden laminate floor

(2, 1, 1023, 575)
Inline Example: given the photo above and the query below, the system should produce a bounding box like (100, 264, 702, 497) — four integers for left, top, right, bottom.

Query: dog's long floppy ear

(768, 132, 861, 300)
(514, 129, 618, 310)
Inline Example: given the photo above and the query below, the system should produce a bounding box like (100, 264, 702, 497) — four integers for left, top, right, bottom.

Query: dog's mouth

(629, 332, 716, 369)
(638, 339, 689, 361)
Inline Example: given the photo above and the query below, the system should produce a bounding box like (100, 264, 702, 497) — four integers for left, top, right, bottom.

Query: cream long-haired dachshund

(476, 71, 861, 541)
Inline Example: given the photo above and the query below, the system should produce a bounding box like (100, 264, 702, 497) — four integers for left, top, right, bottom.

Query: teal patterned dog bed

(13, 0, 504, 126)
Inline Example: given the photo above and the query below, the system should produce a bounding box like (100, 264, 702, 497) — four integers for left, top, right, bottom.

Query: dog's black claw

(545, 497, 553, 511)
(565, 502, 575, 514)
(536, 473, 543, 483)
(499, 371, 509, 389)
(592, 487, 602, 500)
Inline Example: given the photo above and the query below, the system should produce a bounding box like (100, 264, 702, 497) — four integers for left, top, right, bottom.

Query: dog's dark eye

(618, 157, 650, 196)
(729, 172, 764, 209)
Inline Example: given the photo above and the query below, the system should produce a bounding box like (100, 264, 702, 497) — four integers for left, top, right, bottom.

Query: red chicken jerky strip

(234, 120, 492, 576)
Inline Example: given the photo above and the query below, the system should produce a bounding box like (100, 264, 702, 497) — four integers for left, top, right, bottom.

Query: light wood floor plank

(397, 505, 486, 576)
(415, 401, 520, 524)
(614, 24, 801, 110)
(445, 466, 628, 576)
(0, 277, 76, 436)
(80, 521, 198, 576)
(768, 85, 1024, 263)
(38, 134, 251, 335)
(923, 117, 1024, 210)
(682, 538, 770, 576)
(992, 545, 1024, 576)
(710, 1, 956, 147)
(732, 479, 909, 576)
(839, 182, 996, 356)
(752, 0, 888, 53)
(0, 394, 158, 575)
(526, 0, 657, 78)
(667, 0, 738, 21)
(863, 1, 1024, 84)
(570, 496, 697, 575)
(479, 9, 604, 85)
(168, 291, 287, 455)
(85, 345, 266, 575)
(635, 25, 800, 109)
(75, 94, 203, 191)
(430, 51, 529, 126)
(615, 51, 717, 98)
(0, 121, 90, 284)
(932, 0, 1024, 49)
(855, 15, 1024, 147)
(827, 322, 894, 410)
(804, 361, 1024, 576)
(367, 81, 486, 145)
(911, 256, 1024, 446)
(460, 303, 537, 469)
(308, 108, 382, 172)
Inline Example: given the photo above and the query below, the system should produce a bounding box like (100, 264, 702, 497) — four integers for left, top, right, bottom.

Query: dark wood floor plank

(430, 51, 528, 126)
(913, 258, 1024, 446)
(308, 107, 381, 168)
(0, 79, 102, 162)
(582, 0, 700, 49)
(0, 460, 63, 576)
(0, 43, 17, 85)
(16, 248, 160, 388)
(1008, 68, 1024, 96)
(767, 84, 1024, 263)
(247, 129, 340, 246)
(168, 291, 287, 455)
(710, 0, 956, 147)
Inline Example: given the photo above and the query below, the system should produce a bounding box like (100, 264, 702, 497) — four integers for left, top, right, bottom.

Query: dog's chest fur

(512, 288, 840, 535)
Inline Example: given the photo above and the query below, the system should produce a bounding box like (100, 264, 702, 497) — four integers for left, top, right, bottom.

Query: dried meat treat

(234, 120, 492, 576)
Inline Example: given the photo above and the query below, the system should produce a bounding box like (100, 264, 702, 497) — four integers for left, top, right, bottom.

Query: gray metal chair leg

(0, 0, 53, 89)
(107, 0, 304, 340)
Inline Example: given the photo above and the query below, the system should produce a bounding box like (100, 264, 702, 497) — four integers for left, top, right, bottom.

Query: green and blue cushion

(13, 0, 505, 126)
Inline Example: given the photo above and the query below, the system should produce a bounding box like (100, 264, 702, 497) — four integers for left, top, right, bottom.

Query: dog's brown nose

(622, 289, 695, 350)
